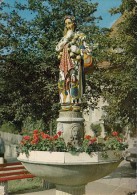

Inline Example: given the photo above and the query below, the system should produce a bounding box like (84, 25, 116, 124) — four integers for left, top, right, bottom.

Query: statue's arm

(56, 30, 74, 52)
(56, 37, 68, 52)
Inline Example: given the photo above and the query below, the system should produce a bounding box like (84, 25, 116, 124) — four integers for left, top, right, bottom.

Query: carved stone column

(57, 111, 84, 147)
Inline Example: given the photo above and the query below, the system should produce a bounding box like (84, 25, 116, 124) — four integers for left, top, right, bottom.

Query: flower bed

(17, 129, 128, 158)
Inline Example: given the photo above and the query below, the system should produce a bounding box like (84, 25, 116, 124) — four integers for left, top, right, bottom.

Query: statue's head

(64, 15, 76, 23)
(64, 15, 76, 34)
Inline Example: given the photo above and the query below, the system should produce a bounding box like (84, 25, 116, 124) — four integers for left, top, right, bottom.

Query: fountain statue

(17, 16, 125, 195)
(56, 15, 92, 108)
(56, 15, 93, 148)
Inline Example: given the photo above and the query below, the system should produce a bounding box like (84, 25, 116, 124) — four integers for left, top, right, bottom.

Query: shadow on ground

(103, 161, 136, 179)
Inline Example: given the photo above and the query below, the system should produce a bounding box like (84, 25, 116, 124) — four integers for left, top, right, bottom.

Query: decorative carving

(70, 123, 83, 147)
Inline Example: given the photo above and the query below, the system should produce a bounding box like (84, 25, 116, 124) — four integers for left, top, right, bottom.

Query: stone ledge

(18, 151, 123, 165)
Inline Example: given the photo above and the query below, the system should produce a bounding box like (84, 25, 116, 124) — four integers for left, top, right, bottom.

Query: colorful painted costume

(56, 31, 92, 105)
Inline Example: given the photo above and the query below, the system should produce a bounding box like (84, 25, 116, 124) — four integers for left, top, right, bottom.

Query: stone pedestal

(56, 185, 85, 195)
(42, 180, 55, 190)
(57, 111, 85, 146)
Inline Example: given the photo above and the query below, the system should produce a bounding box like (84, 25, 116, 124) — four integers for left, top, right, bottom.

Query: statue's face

(65, 18, 74, 31)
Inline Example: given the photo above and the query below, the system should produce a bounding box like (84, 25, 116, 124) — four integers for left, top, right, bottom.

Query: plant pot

(18, 150, 123, 164)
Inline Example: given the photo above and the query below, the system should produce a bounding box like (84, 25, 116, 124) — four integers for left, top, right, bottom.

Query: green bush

(22, 117, 46, 132)
(0, 121, 18, 134)
(90, 123, 102, 137)
(22, 117, 57, 135)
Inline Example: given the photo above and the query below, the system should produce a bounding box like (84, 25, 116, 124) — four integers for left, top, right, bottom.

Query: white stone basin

(18, 151, 123, 186)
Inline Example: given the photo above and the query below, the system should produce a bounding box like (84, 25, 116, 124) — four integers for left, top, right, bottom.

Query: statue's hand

(66, 30, 74, 39)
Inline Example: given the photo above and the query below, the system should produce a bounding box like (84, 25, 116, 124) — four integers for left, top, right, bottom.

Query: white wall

(84, 97, 108, 137)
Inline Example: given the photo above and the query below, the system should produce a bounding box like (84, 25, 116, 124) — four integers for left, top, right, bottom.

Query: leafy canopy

(0, 0, 100, 130)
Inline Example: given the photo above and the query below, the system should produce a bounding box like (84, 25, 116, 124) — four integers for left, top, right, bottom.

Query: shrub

(0, 121, 18, 134)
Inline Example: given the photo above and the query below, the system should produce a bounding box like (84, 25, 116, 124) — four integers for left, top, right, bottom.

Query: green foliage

(104, 121, 123, 135)
(109, 0, 135, 15)
(80, 137, 104, 154)
(105, 135, 128, 151)
(95, 0, 137, 132)
(0, 0, 100, 131)
(90, 123, 102, 137)
(0, 121, 18, 134)
(22, 117, 46, 132)
(8, 177, 42, 194)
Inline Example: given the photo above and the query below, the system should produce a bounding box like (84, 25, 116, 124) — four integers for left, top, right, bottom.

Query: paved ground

(86, 160, 136, 195)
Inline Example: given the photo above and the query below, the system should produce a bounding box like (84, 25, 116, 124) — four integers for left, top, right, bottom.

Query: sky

(92, 0, 122, 28)
(1, 0, 122, 28)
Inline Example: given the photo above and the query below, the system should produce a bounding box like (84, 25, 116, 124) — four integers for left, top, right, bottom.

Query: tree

(0, 0, 101, 130)
(97, 0, 137, 133)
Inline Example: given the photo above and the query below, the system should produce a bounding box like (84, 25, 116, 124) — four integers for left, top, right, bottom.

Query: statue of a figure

(56, 15, 92, 111)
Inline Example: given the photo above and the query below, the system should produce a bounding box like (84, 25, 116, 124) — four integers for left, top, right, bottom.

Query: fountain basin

(18, 151, 123, 186)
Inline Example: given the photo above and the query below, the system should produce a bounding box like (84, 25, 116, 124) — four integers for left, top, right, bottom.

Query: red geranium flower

(33, 134, 39, 139)
(84, 135, 91, 140)
(89, 137, 97, 144)
(117, 137, 123, 142)
(112, 131, 118, 136)
(93, 137, 97, 142)
(53, 134, 58, 140)
(23, 135, 30, 141)
(41, 133, 50, 139)
(48, 137, 53, 141)
(31, 137, 39, 144)
(33, 129, 39, 134)
(57, 131, 62, 136)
